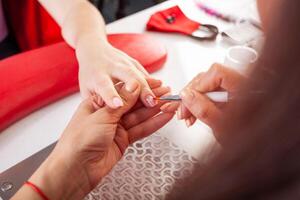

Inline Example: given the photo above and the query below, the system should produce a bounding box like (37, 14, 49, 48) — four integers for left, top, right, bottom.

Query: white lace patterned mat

(85, 132, 199, 200)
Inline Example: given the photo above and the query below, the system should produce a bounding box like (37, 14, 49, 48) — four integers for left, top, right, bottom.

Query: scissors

(190, 24, 219, 40)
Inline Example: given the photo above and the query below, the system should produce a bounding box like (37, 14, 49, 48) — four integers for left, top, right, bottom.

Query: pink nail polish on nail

(113, 97, 124, 108)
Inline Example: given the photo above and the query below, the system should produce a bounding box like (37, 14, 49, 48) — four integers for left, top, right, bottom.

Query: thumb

(114, 82, 141, 115)
(92, 82, 141, 123)
(69, 97, 97, 123)
(180, 89, 222, 129)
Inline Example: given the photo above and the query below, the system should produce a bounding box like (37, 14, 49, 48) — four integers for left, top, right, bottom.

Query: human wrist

(75, 30, 109, 50)
(28, 148, 91, 200)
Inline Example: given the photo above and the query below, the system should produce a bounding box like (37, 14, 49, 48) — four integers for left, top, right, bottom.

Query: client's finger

(128, 112, 175, 144)
(92, 82, 141, 123)
(146, 78, 162, 88)
(132, 58, 150, 77)
(131, 86, 171, 111)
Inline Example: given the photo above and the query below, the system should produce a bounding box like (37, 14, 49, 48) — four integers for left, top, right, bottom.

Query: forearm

(12, 147, 90, 200)
(38, 0, 108, 48)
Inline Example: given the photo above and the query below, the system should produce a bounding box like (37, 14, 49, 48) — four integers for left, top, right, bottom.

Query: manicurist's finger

(180, 89, 222, 128)
(92, 82, 141, 123)
(122, 101, 167, 130)
(177, 104, 192, 120)
(128, 112, 175, 144)
(70, 98, 96, 124)
(160, 102, 180, 113)
(194, 63, 245, 93)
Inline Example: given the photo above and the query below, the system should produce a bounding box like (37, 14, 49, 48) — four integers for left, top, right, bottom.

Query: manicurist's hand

(161, 63, 245, 135)
(12, 79, 174, 200)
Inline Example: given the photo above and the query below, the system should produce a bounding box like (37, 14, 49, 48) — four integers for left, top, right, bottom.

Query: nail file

(156, 91, 229, 103)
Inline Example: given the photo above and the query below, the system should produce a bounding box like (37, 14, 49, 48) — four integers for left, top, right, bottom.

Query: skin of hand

(38, 0, 157, 109)
(257, 0, 281, 31)
(76, 35, 157, 109)
(161, 63, 245, 137)
(12, 78, 174, 200)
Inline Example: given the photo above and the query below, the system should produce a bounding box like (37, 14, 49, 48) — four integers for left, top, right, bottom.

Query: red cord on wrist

(24, 181, 50, 200)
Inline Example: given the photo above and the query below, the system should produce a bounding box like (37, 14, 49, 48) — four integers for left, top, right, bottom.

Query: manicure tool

(156, 91, 229, 103)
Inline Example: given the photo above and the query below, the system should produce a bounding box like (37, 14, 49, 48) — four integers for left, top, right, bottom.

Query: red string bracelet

(24, 181, 50, 200)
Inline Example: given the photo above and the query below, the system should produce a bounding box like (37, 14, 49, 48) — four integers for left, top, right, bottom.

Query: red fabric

(0, 42, 78, 132)
(0, 34, 167, 132)
(3, 0, 63, 51)
(147, 6, 200, 35)
(108, 34, 167, 73)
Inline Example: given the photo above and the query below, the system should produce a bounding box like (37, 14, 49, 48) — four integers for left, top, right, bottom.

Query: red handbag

(0, 33, 167, 132)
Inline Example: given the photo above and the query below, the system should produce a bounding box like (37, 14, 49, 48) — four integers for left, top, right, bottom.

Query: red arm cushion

(3, 0, 64, 51)
(0, 34, 167, 132)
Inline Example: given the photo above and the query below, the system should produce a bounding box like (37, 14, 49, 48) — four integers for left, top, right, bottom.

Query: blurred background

(90, 0, 167, 23)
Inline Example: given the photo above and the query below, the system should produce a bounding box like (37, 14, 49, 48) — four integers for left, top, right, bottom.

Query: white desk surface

(0, 0, 258, 173)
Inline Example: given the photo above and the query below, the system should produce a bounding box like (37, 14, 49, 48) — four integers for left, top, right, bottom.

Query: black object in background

(91, 0, 166, 23)
(0, 34, 19, 60)
(0, 1, 166, 60)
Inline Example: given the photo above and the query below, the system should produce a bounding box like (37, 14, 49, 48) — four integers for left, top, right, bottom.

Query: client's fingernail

(146, 95, 157, 107)
(113, 97, 124, 108)
(125, 82, 138, 92)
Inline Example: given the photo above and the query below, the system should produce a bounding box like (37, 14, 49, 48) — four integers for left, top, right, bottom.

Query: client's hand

(14, 79, 174, 200)
(77, 38, 157, 109)
(161, 63, 245, 134)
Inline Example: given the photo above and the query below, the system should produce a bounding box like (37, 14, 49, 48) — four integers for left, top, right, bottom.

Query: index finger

(127, 112, 174, 144)
(194, 63, 245, 93)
